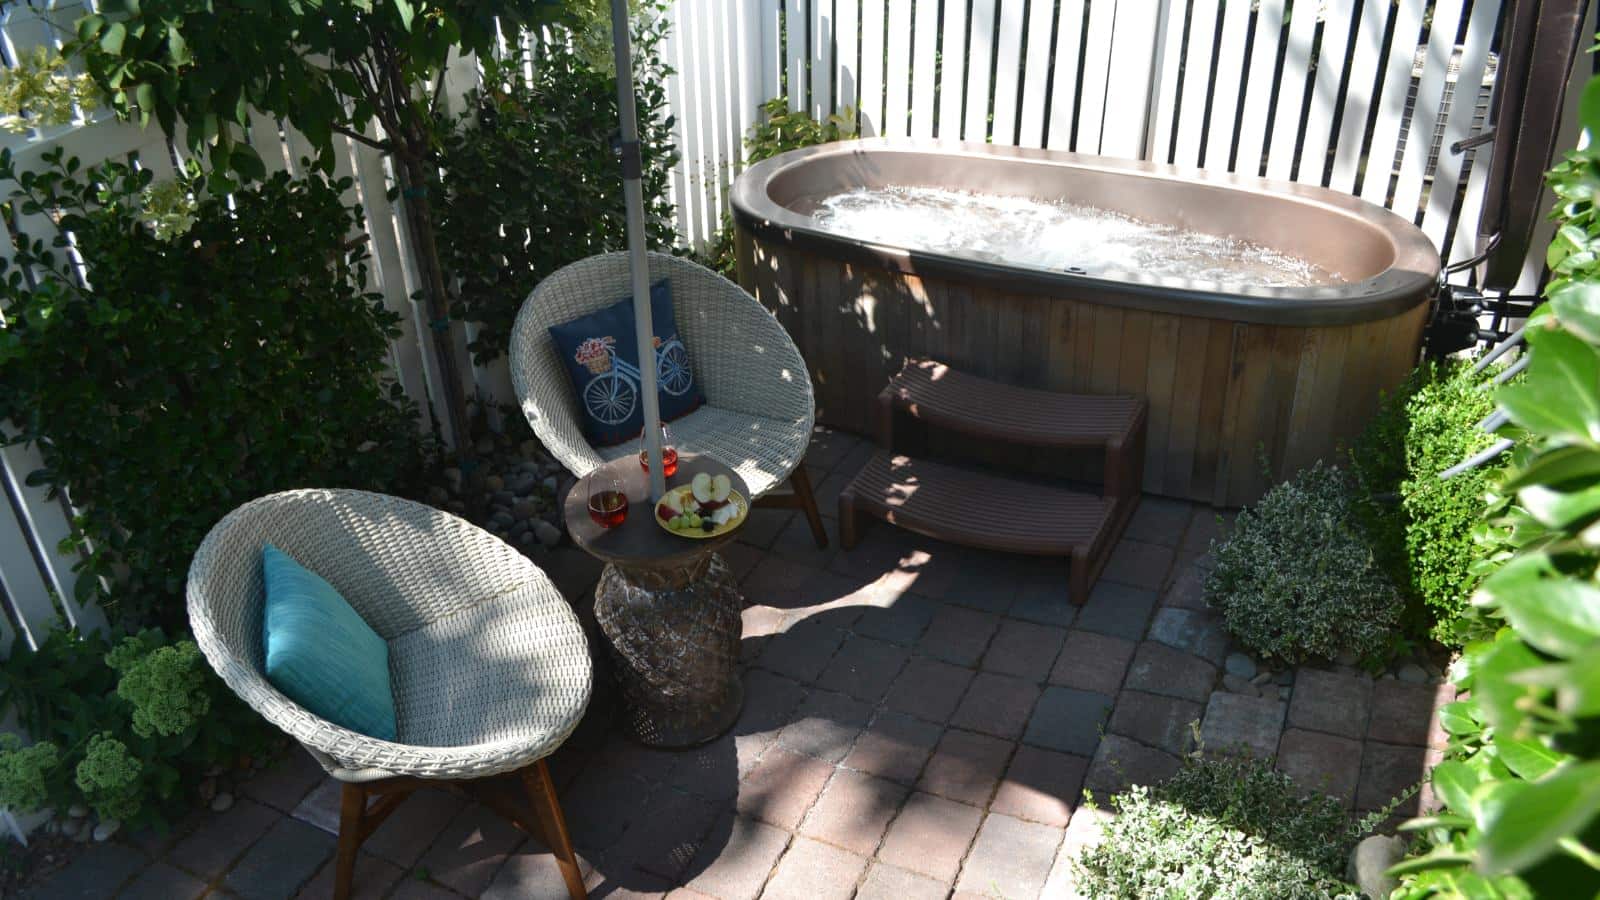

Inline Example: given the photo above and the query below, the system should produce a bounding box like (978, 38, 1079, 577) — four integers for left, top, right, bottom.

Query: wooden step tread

(842, 452, 1115, 557)
(883, 359, 1146, 447)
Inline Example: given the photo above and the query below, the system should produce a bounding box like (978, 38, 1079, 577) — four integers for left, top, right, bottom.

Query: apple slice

(711, 474, 732, 502)
(691, 472, 714, 504)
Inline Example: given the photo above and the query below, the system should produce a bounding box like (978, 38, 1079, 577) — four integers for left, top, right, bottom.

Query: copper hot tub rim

(729, 138, 1442, 327)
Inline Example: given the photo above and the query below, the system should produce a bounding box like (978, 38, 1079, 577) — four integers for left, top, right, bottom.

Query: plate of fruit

(656, 472, 747, 539)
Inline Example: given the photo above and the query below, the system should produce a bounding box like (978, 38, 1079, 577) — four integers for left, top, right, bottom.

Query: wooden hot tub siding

(738, 232, 1427, 508)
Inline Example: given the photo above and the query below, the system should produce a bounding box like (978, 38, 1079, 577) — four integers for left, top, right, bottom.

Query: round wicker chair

(187, 488, 592, 900)
(511, 251, 827, 546)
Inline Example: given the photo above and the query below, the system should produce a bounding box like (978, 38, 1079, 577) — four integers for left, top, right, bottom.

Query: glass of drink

(638, 422, 678, 478)
(586, 469, 628, 529)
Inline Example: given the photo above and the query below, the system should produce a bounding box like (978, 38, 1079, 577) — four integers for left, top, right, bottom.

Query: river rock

(484, 474, 505, 493)
(542, 475, 559, 493)
(476, 436, 497, 457)
(1224, 652, 1256, 679)
(1221, 673, 1258, 696)
(489, 511, 514, 530)
(513, 499, 539, 520)
(520, 439, 541, 457)
(211, 792, 235, 813)
(92, 819, 121, 842)
(68, 803, 88, 819)
(426, 485, 449, 506)
(508, 472, 540, 496)
(198, 777, 217, 803)
(535, 520, 562, 548)
(443, 467, 463, 493)
(1347, 834, 1405, 900)
(1249, 671, 1273, 686)
(1397, 662, 1428, 683)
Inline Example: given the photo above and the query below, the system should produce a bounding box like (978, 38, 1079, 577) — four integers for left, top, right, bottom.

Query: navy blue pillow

(548, 279, 706, 447)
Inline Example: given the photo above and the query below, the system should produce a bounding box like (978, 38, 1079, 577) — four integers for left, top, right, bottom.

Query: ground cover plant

(1391, 66, 1600, 899)
(1205, 461, 1404, 666)
(1073, 756, 1367, 900)
(435, 5, 678, 363)
(0, 627, 273, 830)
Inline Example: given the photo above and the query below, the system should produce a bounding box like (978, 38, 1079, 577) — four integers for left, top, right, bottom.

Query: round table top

(562, 452, 750, 570)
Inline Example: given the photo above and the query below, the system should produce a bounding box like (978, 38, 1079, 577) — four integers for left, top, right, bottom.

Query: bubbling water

(812, 186, 1340, 288)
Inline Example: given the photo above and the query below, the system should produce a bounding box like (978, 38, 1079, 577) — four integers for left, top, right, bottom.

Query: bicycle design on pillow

(573, 335, 694, 426)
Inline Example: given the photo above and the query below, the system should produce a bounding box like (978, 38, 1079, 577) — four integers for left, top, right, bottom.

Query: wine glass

(638, 422, 678, 478)
(585, 468, 628, 529)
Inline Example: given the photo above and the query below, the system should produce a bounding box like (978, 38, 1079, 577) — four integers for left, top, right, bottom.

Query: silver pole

(611, 0, 667, 502)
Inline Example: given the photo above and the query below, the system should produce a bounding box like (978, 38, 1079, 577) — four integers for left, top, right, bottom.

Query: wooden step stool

(838, 359, 1147, 605)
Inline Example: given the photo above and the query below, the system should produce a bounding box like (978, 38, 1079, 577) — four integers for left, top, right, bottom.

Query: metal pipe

(611, 0, 666, 502)
(1492, 354, 1530, 385)
(1472, 325, 1525, 374)
(1440, 438, 1515, 481)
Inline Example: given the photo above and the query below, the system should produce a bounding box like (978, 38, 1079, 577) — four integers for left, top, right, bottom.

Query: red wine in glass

(638, 424, 678, 477)
(640, 445, 679, 478)
(587, 489, 628, 528)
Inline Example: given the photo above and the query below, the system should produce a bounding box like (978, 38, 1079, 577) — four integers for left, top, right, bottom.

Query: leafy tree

(64, 0, 580, 446)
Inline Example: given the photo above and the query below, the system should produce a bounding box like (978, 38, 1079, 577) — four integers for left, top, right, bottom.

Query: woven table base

(594, 552, 745, 748)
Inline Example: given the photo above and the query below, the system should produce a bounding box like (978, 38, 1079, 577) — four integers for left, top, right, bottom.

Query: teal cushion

(261, 545, 398, 741)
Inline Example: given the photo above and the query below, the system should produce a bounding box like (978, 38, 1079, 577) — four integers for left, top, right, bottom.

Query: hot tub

(730, 139, 1439, 506)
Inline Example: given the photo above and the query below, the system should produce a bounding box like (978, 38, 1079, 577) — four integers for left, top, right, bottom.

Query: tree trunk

(394, 151, 471, 454)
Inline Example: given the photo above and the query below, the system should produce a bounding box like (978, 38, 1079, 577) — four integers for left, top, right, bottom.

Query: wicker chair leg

(523, 760, 588, 900)
(333, 782, 366, 900)
(790, 466, 829, 548)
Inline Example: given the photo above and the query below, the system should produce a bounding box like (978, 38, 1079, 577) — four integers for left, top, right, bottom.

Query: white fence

(0, 0, 1596, 661)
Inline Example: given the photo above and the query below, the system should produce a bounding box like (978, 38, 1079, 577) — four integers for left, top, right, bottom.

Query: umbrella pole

(611, 0, 667, 502)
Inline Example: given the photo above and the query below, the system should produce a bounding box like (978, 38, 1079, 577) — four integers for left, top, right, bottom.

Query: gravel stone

(1397, 663, 1428, 684)
(535, 520, 562, 547)
(1224, 652, 1256, 679)
(211, 792, 236, 812)
(93, 818, 121, 841)
(1222, 673, 1258, 696)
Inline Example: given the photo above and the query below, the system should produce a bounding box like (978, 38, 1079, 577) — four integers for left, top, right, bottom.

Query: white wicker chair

(511, 251, 827, 546)
(187, 488, 592, 900)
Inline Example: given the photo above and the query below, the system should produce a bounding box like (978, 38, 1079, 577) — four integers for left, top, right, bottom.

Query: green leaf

(1440, 700, 1484, 736)
(1496, 738, 1565, 781)
(1433, 760, 1484, 814)
(228, 144, 266, 182)
(1498, 327, 1600, 445)
(393, 0, 416, 31)
(1479, 762, 1600, 874)
(1481, 554, 1600, 657)
(1502, 445, 1600, 492)
(99, 21, 127, 55)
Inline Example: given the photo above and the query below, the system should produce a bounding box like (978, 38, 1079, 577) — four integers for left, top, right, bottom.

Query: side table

(563, 453, 749, 748)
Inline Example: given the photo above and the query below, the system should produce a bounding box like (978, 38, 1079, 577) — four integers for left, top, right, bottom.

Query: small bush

(0, 153, 428, 631)
(694, 97, 858, 277)
(1206, 461, 1403, 665)
(1073, 757, 1363, 900)
(1398, 362, 1501, 642)
(1348, 360, 1505, 645)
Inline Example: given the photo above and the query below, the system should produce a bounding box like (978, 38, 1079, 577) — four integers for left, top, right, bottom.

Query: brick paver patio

(31, 428, 1453, 900)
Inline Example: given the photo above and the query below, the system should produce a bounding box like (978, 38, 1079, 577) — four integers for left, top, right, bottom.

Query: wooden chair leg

(790, 465, 829, 549)
(523, 759, 588, 900)
(333, 782, 367, 900)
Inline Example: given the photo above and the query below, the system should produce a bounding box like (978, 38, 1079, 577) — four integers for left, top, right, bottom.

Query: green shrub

(1206, 461, 1403, 666)
(434, 7, 677, 364)
(0, 151, 428, 631)
(0, 627, 272, 827)
(1349, 360, 1505, 645)
(1398, 362, 1501, 643)
(1392, 64, 1600, 897)
(695, 97, 858, 277)
(1073, 756, 1363, 900)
